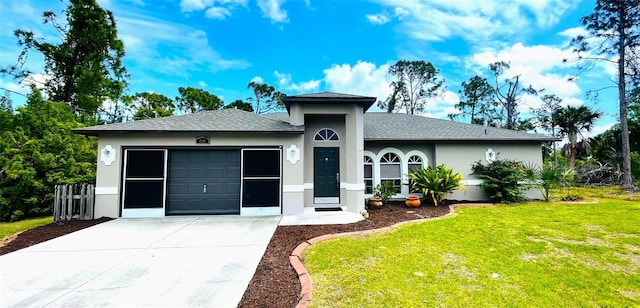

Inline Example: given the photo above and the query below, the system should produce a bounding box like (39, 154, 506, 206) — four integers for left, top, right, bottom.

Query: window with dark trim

(123, 150, 166, 209)
(408, 155, 423, 173)
(242, 149, 281, 208)
(380, 152, 401, 193)
(314, 128, 339, 141)
(364, 156, 373, 194)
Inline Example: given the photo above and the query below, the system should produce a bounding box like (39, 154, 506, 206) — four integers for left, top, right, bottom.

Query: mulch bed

(0, 217, 113, 255)
(0, 203, 452, 307)
(238, 202, 452, 307)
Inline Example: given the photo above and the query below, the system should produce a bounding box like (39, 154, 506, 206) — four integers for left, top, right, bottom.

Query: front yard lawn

(304, 198, 640, 307)
(0, 216, 53, 241)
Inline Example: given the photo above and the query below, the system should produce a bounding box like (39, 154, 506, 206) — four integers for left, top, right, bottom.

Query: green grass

(304, 192, 640, 307)
(0, 216, 53, 241)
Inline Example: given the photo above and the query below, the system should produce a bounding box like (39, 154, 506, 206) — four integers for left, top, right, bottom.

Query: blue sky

(0, 0, 621, 136)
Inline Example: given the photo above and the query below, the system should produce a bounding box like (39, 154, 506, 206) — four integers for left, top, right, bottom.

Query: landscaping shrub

(373, 181, 396, 205)
(407, 165, 464, 206)
(536, 162, 574, 202)
(471, 159, 530, 203)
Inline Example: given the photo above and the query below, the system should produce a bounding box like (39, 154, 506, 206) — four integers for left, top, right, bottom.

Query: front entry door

(314, 147, 339, 203)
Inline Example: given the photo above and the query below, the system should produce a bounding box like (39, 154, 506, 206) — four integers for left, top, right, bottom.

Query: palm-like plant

(407, 165, 465, 206)
(554, 105, 602, 170)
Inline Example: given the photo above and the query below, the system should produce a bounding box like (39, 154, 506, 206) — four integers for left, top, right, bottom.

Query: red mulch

(0, 217, 113, 255)
(238, 202, 452, 307)
(0, 203, 452, 307)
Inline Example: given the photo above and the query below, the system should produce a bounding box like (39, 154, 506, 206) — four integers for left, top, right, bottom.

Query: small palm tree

(554, 105, 602, 170)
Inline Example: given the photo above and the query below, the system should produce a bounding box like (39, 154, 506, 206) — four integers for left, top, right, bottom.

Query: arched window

(314, 128, 339, 141)
(364, 156, 373, 194)
(380, 153, 401, 193)
(408, 155, 423, 173)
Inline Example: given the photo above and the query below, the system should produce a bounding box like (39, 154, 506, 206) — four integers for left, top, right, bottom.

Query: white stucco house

(73, 92, 557, 218)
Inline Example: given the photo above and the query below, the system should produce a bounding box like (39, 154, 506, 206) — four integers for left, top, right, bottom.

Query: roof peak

(283, 91, 377, 112)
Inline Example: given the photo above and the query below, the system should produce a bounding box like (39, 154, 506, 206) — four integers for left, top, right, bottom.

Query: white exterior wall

(434, 142, 544, 201)
(94, 133, 304, 218)
(362, 141, 545, 201)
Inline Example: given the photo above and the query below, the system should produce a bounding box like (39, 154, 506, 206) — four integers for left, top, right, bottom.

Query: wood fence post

(54, 185, 60, 223)
(88, 184, 95, 219)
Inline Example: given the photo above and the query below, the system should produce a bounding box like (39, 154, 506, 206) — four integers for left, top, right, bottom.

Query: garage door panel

(206, 167, 224, 178)
(167, 150, 240, 215)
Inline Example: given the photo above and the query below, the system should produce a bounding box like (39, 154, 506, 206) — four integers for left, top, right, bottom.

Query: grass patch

(0, 216, 53, 241)
(304, 196, 640, 307)
(553, 185, 640, 202)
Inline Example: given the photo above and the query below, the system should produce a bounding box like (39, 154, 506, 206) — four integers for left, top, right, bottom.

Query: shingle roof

(263, 112, 558, 142)
(73, 108, 304, 136)
(363, 113, 557, 141)
(286, 92, 374, 99)
(283, 92, 377, 112)
(75, 108, 557, 142)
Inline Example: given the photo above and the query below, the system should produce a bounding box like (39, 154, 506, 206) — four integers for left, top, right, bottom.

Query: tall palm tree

(554, 105, 603, 170)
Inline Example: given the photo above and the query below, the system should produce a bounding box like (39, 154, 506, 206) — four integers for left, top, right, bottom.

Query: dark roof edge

(364, 137, 560, 142)
(72, 129, 305, 136)
(283, 96, 377, 112)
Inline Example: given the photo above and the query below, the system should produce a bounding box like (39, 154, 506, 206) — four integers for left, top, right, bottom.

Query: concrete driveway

(0, 216, 281, 308)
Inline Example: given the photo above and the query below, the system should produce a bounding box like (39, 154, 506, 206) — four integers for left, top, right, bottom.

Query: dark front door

(314, 147, 339, 198)
(167, 150, 241, 215)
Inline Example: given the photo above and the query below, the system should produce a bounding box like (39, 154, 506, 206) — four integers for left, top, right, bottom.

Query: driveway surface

(0, 216, 281, 307)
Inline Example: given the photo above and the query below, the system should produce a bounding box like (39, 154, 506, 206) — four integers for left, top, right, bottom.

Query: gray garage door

(167, 150, 241, 215)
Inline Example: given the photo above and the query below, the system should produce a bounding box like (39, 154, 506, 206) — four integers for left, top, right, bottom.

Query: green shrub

(471, 159, 530, 203)
(407, 165, 465, 206)
(536, 162, 574, 202)
(10, 210, 24, 222)
(373, 181, 396, 205)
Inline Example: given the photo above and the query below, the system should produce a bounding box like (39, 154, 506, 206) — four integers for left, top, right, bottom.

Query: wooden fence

(53, 184, 94, 222)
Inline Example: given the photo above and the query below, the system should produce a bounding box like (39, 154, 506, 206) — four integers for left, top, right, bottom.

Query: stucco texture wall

(94, 133, 304, 217)
(434, 142, 544, 201)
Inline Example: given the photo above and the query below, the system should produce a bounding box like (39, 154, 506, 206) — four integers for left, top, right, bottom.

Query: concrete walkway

(0, 216, 280, 308)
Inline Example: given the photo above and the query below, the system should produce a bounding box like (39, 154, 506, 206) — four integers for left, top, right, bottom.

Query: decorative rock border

(289, 203, 495, 308)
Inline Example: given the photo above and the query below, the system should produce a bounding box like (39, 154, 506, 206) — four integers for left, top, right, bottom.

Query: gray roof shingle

(283, 92, 377, 112)
(73, 108, 303, 136)
(263, 112, 558, 142)
(363, 113, 557, 141)
(75, 108, 557, 142)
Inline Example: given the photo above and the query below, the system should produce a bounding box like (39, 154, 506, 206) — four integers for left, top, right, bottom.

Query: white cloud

(179, 0, 246, 18)
(469, 42, 581, 99)
(205, 6, 232, 19)
(369, 0, 580, 43)
(180, 0, 212, 12)
(422, 90, 460, 119)
(257, 0, 289, 23)
(393, 7, 409, 20)
(198, 81, 207, 88)
(366, 13, 390, 25)
(322, 61, 392, 104)
(558, 26, 588, 41)
(21, 73, 50, 90)
(273, 71, 320, 93)
(250, 76, 264, 84)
